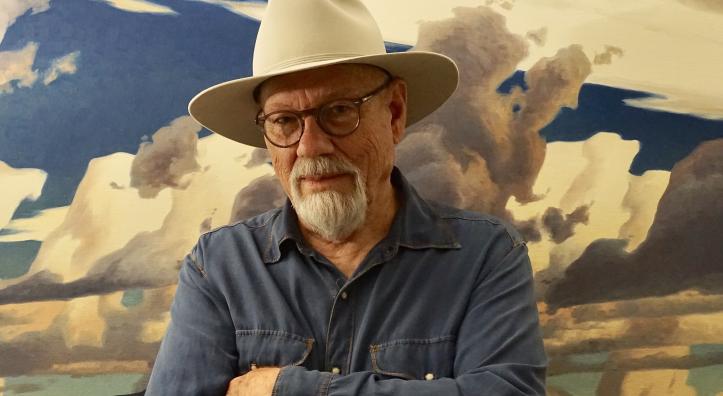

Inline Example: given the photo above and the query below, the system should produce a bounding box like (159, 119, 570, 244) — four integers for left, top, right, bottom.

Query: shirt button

(340, 291, 348, 300)
(331, 367, 341, 374)
(424, 372, 434, 380)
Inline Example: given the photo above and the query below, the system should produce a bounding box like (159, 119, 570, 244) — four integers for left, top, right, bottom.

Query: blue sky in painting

(1, 0, 722, 221)
(499, 71, 723, 175)
(1, 0, 259, 215)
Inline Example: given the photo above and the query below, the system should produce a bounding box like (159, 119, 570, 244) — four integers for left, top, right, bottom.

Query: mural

(1, 0, 722, 394)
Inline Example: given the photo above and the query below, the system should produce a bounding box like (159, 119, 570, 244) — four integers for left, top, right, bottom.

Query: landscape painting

(1, 0, 722, 394)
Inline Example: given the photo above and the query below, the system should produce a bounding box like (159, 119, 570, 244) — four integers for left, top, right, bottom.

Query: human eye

(328, 102, 354, 115)
(322, 101, 357, 121)
(269, 113, 295, 125)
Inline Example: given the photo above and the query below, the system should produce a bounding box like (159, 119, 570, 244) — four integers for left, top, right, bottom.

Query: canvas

(1, 0, 722, 395)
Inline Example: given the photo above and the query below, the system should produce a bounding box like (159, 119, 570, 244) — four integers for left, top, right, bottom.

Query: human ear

(388, 79, 407, 145)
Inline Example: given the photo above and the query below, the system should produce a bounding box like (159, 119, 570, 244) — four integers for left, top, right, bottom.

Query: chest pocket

(235, 329, 314, 373)
(370, 335, 456, 380)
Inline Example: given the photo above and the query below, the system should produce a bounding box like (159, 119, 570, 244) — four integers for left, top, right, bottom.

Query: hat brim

(188, 51, 459, 148)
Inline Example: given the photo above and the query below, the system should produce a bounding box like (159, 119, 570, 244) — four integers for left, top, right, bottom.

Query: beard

(289, 156, 367, 242)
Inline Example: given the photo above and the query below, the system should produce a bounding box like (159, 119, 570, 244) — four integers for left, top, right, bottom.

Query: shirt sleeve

(145, 241, 239, 396)
(272, 238, 547, 396)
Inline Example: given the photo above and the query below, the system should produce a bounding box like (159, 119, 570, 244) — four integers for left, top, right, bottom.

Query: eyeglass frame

(255, 70, 395, 148)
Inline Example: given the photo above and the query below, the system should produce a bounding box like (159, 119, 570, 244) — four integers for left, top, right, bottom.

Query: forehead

(257, 64, 386, 108)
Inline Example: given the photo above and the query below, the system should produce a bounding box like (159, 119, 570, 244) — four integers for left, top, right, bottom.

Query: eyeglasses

(255, 73, 394, 148)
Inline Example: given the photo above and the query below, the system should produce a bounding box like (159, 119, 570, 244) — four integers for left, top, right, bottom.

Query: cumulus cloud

(396, 126, 499, 212)
(0, 0, 49, 45)
(0, 120, 281, 380)
(546, 138, 723, 308)
(0, 160, 47, 230)
(506, 133, 669, 281)
(194, 0, 267, 20)
(0, 42, 39, 94)
(0, 206, 68, 242)
(512, 217, 541, 243)
(130, 116, 202, 198)
(99, 0, 177, 15)
(542, 205, 590, 244)
(0, 151, 173, 297)
(0, 117, 274, 303)
(593, 45, 624, 65)
(399, 6, 591, 222)
(525, 27, 547, 46)
(86, 136, 272, 296)
(229, 174, 286, 223)
(43, 51, 80, 85)
(1, 43, 82, 94)
(617, 169, 670, 250)
(485, 0, 515, 10)
(245, 148, 271, 168)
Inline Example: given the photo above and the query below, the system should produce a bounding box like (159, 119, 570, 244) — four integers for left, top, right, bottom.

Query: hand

(226, 366, 281, 396)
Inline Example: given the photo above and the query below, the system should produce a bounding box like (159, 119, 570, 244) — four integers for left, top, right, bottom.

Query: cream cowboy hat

(188, 0, 459, 148)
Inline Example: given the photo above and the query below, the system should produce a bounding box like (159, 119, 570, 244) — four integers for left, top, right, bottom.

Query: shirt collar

(262, 167, 461, 264)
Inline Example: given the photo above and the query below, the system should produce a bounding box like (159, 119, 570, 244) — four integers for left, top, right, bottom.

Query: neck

(299, 176, 399, 278)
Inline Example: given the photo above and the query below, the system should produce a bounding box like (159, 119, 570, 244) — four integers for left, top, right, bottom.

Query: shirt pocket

(235, 329, 314, 373)
(369, 335, 456, 380)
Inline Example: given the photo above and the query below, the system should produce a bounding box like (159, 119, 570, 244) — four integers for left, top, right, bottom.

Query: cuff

(273, 366, 335, 396)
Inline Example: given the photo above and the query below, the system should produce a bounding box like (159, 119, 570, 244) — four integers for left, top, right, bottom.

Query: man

(146, 0, 547, 395)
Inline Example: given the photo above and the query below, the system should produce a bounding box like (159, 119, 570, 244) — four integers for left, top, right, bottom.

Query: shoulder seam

(440, 214, 525, 248)
(199, 208, 282, 239)
(438, 214, 502, 225)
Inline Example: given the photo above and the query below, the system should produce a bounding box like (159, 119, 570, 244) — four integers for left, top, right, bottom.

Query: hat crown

(253, 0, 387, 75)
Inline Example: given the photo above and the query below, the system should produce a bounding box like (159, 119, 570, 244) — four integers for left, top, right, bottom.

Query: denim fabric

(146, 168, 547, 395)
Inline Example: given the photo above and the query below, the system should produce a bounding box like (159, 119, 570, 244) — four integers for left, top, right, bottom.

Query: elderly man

(146, 0, 547, 395)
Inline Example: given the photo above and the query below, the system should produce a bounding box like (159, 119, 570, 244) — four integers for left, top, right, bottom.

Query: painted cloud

(0, 160, 46, 230)
(0, 42, 81, 94)
(547, 138, 723, 308)
(0, 0, 49, 44)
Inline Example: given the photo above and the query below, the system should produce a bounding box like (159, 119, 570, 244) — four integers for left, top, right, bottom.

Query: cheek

(269, 151, 294, 195)
(347, 124, 395, 179)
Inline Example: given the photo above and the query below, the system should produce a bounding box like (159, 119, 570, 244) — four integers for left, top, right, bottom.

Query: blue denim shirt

(146, 168, 547, 395)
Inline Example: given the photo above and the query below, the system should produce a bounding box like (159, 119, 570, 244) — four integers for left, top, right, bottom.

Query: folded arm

(272, 240, 547, 396)
(148, 235, 547, 396)
(146, 243, 239, 395)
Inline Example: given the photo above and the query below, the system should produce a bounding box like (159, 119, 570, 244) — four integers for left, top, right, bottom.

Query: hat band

(256, 53, 371, 75)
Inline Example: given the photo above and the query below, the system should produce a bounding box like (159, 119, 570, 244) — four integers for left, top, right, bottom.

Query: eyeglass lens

(262, 100, 360, 147)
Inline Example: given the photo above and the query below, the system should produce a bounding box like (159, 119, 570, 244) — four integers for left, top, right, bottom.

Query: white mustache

(291, 156, 358, 181)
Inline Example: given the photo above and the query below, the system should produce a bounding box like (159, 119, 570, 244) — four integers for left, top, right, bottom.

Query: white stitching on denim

(369, 344, 416, 380)
(373, 335, 456, 350)
(234, 329, 310, 342)
(318, 372, 335, 396)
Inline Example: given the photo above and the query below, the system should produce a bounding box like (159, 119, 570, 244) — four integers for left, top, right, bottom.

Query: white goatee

(290, 156, 367, 242)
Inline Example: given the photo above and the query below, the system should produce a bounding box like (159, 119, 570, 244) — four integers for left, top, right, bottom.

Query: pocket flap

(370, 335, 456, 380)
(235, 329, 313, 371)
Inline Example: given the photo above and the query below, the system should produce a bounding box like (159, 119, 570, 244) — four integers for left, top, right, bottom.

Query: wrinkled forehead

(255, 63, 389, 107)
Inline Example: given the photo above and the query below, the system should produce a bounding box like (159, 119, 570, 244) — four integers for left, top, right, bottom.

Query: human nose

(296, 114, 334, 158)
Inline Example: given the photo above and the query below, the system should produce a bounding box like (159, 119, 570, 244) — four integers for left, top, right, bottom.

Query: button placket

(324, 244, 394, 375)
(324, 286, 354, 375)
